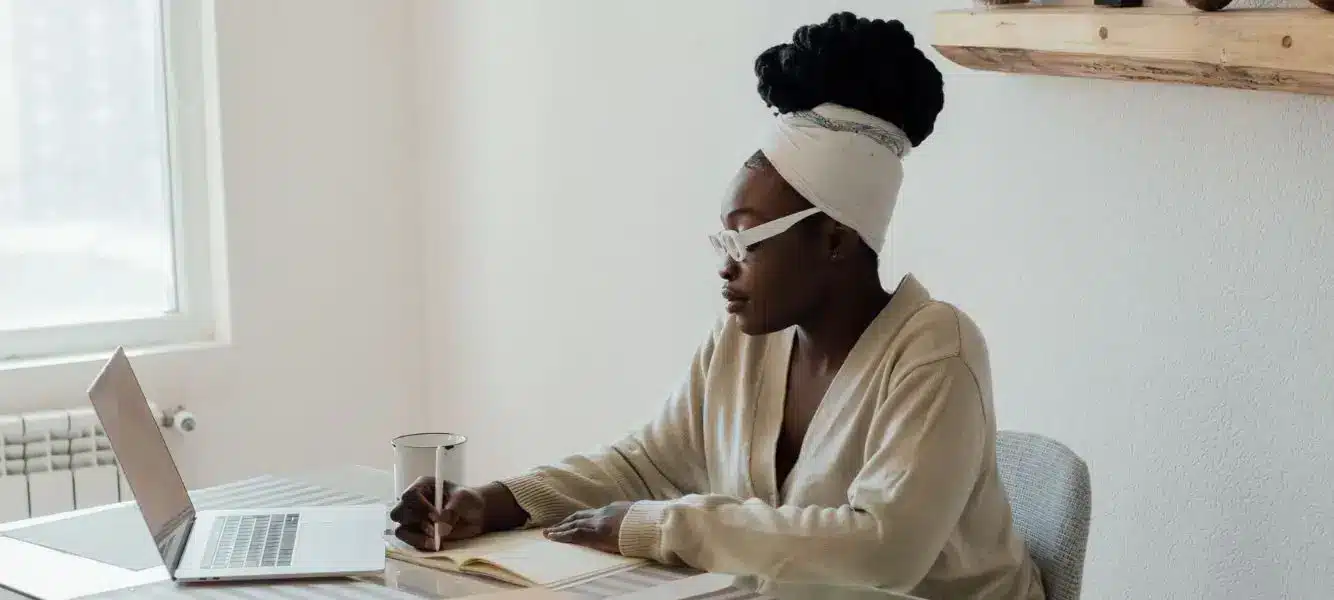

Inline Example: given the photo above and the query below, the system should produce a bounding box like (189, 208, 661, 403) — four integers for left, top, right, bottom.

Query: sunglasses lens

(711, 231, 748, 263)
(724, 241, 745, 262)
(709, 235, 727, 258)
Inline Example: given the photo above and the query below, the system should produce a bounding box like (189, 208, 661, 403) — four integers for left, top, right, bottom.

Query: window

(0, 0, 222, 362)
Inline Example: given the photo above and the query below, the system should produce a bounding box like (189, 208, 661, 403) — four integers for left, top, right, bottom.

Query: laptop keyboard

(200, 513, 300, 569)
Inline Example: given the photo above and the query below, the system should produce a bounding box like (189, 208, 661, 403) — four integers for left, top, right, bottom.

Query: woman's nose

(718, 257, 739, 281)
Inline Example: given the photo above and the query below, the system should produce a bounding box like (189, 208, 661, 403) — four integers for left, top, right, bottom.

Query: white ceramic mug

(392, 432, 467, 503)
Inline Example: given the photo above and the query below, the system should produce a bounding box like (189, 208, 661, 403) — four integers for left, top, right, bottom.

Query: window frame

(0, 0, 226, 364)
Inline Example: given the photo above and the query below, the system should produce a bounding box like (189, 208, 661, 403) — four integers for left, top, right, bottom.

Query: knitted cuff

(497, 474, 571, 527)
(618, 500, 670, 560)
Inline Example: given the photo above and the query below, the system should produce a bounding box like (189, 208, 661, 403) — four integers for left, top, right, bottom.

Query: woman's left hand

(543, 501, 633, 554)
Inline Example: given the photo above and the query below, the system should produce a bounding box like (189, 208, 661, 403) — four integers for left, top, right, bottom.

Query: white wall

(418, 1, 1334, 598)
(0, 0, 425, 488)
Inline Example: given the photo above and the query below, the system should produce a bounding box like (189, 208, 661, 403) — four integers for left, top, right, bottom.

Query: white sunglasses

(709, 207, 822, 262)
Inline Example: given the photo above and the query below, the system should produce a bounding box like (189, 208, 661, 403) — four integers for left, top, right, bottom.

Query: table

(0, 466, 755, 600)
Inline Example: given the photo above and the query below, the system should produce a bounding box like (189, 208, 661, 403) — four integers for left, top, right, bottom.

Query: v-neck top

(503, 274, 1044, 600)
(755, 297, 904, 507)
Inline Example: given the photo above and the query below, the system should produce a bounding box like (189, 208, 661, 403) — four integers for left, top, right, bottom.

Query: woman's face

(718, 160, 832, 335)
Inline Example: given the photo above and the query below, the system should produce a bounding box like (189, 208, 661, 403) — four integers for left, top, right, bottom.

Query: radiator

(0, 405, 184, 523)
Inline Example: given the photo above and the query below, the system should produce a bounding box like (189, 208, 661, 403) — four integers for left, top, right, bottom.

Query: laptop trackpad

(3, 506, 162, 571)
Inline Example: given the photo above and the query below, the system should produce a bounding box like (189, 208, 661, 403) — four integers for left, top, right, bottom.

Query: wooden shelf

(933, 5, 1334, 97)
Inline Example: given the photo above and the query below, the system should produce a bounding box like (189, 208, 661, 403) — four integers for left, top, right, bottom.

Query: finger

(555, 509, 593, 527)
(544, 518, 583, 535)
(441, 486, 477, 518)
(554, 510, 587, 526)
(544, 526, 576, 543)
(543, 520, 587, 541)
(441, 488, 465, 511)
(438, 488, 472, 536)
(542, 527, 571, 541)
(420, 521, 445, 551)
(394, 524, 432, 551)
(408, 475, 435, 494)
(443, 520, 482, 542)
(436, 508, 458, 537)
(394, 485, 435, 519)
(411, 478, 444, 510)
(411, 488, 443, 520)
(389, 505, 431, 527)
(547, 526, 594, 547)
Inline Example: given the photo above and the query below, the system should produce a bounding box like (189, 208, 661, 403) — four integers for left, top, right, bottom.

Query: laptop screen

(87, 348, 195, 572)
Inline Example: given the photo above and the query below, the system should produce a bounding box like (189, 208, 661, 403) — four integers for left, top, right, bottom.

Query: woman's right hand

(389, 476, 485, 550)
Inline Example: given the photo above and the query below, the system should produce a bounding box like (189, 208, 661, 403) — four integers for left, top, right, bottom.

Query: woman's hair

(754, 12, 944, 147)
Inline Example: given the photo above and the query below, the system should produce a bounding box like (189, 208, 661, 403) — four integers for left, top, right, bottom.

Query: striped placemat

(190, 474, 385, 511)
(84, 580, 422, 600)
(560, 568, 763, 600)
(557, 564, 694, 597)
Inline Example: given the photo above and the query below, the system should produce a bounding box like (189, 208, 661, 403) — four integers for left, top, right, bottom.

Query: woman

(392, 13, 1044, 600)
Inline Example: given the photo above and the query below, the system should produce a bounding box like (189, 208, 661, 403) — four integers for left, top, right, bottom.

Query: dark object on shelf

(1185, 0, 1233, 10)
(1095, 0, 1143, 6)
(1310, 0, 1334, 12)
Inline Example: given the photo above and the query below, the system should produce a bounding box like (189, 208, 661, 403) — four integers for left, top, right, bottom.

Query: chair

(995, 431, 1092, 600)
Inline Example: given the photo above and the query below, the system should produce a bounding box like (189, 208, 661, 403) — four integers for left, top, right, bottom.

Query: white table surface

(0, 466, 921, 600)
(0, 466, 511, 600)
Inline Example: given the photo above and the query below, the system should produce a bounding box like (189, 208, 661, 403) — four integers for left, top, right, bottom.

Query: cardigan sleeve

(498, 323, 718, 526)
(616, 356, 987, 592)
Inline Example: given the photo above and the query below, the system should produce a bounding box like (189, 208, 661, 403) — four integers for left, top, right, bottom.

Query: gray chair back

(996, 431, 1092, 600)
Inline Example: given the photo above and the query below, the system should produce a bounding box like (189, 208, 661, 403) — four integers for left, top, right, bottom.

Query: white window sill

(0, 339, 230, 373)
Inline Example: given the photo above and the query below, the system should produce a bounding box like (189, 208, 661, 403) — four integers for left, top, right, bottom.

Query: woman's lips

(722, 288, 748, 313)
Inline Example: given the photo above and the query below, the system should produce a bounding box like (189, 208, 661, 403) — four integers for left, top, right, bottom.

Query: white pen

(433, 444, 446, 551)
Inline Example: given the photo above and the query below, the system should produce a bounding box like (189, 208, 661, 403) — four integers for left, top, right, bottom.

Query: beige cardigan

(502, 274, 1044, 600)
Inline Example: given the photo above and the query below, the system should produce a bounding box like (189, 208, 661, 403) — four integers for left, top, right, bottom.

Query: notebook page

(386, 528, 536, 554)
(386, 528, 538, 562)
(387, 528, 642, 586)
(478, 537, 644, 587)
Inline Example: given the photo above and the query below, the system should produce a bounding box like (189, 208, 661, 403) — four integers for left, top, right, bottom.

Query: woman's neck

(793, 279, 892, 370)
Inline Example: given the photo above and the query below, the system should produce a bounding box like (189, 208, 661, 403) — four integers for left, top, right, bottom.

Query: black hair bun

(755, 12, 944, 147)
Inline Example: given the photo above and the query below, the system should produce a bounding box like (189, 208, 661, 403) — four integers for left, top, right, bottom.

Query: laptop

(87, 346, 386, 582)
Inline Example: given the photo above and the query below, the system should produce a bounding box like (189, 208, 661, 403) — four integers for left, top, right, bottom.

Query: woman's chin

(733, 311, 780, 337)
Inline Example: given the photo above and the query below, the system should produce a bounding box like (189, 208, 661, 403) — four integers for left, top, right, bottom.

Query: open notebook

(384, 528, 644, 588)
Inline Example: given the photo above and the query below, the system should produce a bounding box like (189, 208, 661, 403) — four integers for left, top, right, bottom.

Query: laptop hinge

(167, 513, 196, 578)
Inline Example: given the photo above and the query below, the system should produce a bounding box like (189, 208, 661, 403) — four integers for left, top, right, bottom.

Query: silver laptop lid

(87, 347, 195, 574)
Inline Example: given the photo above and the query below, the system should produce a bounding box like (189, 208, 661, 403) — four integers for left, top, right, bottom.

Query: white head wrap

(759, 103, 911, 255)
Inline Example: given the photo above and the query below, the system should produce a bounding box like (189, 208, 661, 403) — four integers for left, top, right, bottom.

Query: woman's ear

(826, 222, 861, 262)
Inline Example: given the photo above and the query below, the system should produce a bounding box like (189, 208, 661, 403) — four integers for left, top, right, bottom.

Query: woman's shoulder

(885, 296, 990, 381)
